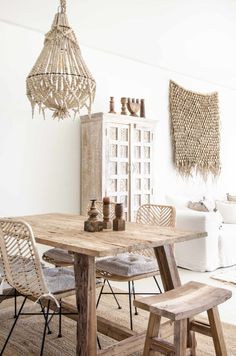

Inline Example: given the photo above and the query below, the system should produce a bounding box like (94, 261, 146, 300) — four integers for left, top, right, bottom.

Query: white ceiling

(1, 0, 236, 89)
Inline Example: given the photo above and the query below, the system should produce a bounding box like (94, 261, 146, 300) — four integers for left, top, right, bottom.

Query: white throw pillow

(216, 200, 236, 224)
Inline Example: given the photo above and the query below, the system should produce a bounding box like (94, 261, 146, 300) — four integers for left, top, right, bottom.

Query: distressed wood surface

(15, 213, 207, 356)
(18, 213, 206, 257)
(207, 307, 228, 356)
(133, 281, 232, 321)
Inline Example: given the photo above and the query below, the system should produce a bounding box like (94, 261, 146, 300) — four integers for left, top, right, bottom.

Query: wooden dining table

(19, 213, 207, 356)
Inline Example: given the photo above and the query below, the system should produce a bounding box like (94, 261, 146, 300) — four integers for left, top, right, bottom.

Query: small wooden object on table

(113, 203, 125, 231)
(84, 199, 103, 232)
(103, 197, 112, 229)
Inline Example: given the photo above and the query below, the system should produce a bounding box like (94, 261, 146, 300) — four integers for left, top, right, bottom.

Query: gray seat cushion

(43, 267, 75, 294)
(96, 253, 158, 277)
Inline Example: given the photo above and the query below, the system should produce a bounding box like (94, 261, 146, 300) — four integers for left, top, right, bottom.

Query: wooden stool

(134, 281, 232, 356)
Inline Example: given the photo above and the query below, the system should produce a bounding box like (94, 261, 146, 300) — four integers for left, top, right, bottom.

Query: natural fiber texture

(0, 219, 74, 303)
(169, 80, 220, 179)
(0, 288, 235, 355)
(26, 0, 96, 120)
(0, 219, 48, 299)
(135, 204, 176, 258)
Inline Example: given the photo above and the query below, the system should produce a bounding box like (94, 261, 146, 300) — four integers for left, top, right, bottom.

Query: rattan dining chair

(0, 218, 76, 356)
(0, 258, 18, 317)
(96, 204, 176, 330)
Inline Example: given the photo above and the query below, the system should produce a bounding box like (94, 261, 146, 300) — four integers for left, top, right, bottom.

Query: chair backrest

(136, 204, 176, 227)
(136, 204, 176, 257)
(0, 219, 48, 298)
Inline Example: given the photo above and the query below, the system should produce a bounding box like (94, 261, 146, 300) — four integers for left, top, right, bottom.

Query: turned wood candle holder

(113, 203, 125, 231)
(103, 196, 112, 229)
(109, 96, 116, 114)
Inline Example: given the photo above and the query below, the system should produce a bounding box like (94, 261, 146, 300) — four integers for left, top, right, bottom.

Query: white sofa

(175, 209, 236, 272)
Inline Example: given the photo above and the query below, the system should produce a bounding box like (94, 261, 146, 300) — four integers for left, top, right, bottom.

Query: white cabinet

(80, 112, 157, 221)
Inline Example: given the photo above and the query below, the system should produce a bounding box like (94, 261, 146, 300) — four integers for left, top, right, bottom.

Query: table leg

(74, 253, 97, 356)
(154, 245, 181, 291)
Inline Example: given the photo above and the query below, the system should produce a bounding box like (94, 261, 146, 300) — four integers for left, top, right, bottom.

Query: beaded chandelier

(26, 0, 96, 120)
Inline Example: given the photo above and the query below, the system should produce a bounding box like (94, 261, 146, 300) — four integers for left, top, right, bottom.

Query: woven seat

(0, 218, 76, 355)
(134, 281, 232, 355)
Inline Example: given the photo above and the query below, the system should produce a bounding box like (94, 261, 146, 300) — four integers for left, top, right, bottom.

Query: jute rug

(0, 288, 235, 355)
(211, 268, 236, 285)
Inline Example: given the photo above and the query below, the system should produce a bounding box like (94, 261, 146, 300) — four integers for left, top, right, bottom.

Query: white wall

(1, 1, 236, 217)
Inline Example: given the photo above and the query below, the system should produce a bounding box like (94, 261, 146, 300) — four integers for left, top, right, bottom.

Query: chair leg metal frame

(96, 276, 162, 330)
(96, 279, 122, 309)
(0, 297, 78, 355)
(1, 296, 28, 355)
(1, 297, 51, 356)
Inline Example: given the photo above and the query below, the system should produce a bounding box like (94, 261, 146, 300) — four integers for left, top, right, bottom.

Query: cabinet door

(105, 123, 130, 221)
(131, 125, 154, 221)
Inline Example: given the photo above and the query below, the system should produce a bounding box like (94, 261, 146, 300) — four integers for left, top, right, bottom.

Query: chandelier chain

(60, 0, 66, 12)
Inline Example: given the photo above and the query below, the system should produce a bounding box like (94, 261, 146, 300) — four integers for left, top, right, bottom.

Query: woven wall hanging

(26, 0, 96, 120)
(169, 80, 220, 179)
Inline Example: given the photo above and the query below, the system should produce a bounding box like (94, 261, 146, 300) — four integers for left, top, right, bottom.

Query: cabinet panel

(80, 113, 157, 222)
(130, 125, 153, 221)
(105, 123, 130, 221)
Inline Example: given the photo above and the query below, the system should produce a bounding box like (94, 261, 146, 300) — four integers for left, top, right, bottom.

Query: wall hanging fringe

(169, 80, 220, 179)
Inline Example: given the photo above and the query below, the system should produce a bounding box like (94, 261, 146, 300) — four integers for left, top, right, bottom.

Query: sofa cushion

(226, 193, 236, 202)
(188, 201, 209, 212)
(216, 200, 236, 224)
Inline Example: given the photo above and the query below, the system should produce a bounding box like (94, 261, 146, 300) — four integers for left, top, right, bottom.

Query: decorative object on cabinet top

(26, 0, 96, 120)
(108, 98, 146, 118)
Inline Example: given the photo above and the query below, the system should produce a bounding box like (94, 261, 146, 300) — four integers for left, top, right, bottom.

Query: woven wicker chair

(0, 219, 76, 355)
(0, 258, 18, 318)
(96, 204, 176, 330)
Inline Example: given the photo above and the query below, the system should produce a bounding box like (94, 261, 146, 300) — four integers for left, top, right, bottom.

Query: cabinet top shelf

(80, 112, 158, 125)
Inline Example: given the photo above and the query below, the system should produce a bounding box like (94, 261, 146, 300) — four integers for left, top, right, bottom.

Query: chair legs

(40, 300, 50, 356)
(1, 296, 27, 355)
(97, 277, 162, 330)
(58, 301, 62, 338)
(96, 279, 122, 309)
(207, 307, 228, 356)
(142, 309, 228, 356)
(174, 319, 187, 356)
(143, 313, 161, 356)
(128, 281, 133, 330)
(14, 289, 17, 318)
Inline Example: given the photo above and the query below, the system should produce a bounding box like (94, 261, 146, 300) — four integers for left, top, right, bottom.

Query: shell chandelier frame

(26, 0, 96, 120)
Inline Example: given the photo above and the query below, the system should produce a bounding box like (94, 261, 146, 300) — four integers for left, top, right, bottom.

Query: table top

(19, 213, 207, 257)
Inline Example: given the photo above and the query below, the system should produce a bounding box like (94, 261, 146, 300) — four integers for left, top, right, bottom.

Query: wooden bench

(134, 281, 232, 356)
